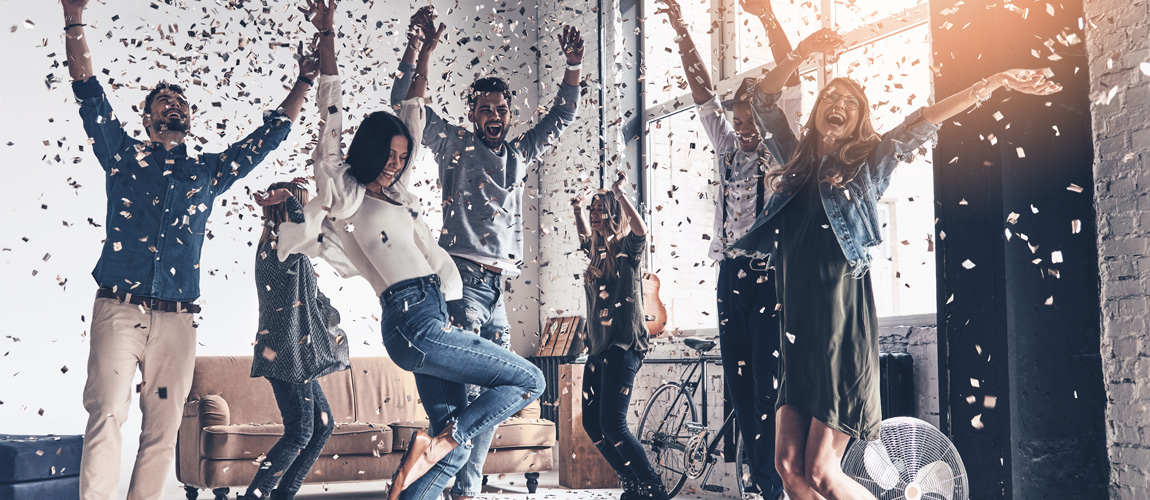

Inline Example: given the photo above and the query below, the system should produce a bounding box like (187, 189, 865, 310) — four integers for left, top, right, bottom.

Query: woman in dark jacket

(731, 29, 1061, 500)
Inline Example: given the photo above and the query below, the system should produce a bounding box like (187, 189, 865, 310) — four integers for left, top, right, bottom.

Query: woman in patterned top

(241, 178, 351, 500)
(236, 3, 350, 500)
(570, 171, 664, 500)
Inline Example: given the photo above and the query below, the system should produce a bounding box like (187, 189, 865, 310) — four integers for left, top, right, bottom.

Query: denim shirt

(73, 77, 292, 301)
(729, 87, 940, 277)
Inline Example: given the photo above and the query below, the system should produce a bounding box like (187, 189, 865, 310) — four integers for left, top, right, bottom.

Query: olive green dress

(770, 170, 882, 441)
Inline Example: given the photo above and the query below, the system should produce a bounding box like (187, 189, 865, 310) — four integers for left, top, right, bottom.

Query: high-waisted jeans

(582, 346, 659, 486)
(445, 257, 514, 497)
(379, 275, 545, 500)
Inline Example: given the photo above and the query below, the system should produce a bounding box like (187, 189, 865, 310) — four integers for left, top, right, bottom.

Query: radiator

(878, 352, 915, 419)
(528, 356, 564, 425)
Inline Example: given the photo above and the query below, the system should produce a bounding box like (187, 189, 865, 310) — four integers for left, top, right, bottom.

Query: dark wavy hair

(467, 77, 512, 109)
(345, 111, 415, 188)
(144, 82, 186, 112)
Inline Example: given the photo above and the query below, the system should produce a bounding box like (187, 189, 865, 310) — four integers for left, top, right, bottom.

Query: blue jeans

(379, 275, 544, 500)
(582, 347, 659, 485)
(243, 378, 334, 499)
(445, 257, 513, 497)
(716, 257, 784, 498)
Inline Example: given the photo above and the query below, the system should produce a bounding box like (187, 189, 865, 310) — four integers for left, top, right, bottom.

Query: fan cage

(841, 417, 969, 500)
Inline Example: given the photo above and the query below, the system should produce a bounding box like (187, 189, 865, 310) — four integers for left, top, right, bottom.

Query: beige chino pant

(79, 297, 198, 500)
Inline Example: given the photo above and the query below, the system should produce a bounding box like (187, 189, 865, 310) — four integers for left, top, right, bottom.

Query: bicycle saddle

(683, 337, 717, 353)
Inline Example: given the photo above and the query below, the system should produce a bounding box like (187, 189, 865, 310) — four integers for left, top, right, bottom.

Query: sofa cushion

(516, 400, 542, 420)
(197, 453, 404, 488)
(0, 434, 83, 483)
(490, 417, 555, 449)
(388, 416, 553, 451)
(188, 357, 356, 426)
(387, 420, 429, 452)
(201, 423, 393, 460)
(350, 358, 426, 425)
(479, 447, 554, 476)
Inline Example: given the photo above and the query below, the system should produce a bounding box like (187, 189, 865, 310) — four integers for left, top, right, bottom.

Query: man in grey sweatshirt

(391, 7, 583, 499)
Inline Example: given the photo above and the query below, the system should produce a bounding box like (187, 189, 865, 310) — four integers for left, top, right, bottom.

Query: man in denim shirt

(390, 8, 582, 500)
(62, 1, 315, 498)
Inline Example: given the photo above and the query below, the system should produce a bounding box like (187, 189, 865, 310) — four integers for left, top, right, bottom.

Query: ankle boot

(269, 489, 295, 500)
(619, 477, 642, 500)
(639, 481, 669, 500)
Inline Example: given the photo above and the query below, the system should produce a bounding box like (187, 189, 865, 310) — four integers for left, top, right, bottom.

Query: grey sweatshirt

(392, 62, 580, 275)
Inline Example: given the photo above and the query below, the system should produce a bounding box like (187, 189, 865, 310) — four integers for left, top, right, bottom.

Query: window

(642, 0, 934, 331)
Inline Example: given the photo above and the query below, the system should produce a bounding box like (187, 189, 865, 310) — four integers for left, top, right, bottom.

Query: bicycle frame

(648, 353, 739, 469)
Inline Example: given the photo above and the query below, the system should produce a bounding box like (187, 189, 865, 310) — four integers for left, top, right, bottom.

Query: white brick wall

(1083, 0, 1150, 496)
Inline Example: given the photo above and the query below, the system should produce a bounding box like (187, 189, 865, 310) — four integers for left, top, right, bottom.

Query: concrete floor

(170, 470, 717, 500)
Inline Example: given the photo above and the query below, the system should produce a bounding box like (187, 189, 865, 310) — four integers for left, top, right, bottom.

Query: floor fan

(841, 417, 968, 500)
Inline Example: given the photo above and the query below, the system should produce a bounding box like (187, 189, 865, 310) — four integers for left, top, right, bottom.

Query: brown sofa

(177, 356, 554, 500)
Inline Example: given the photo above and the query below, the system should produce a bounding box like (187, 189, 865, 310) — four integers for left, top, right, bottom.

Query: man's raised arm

(62, 0, 93, 82)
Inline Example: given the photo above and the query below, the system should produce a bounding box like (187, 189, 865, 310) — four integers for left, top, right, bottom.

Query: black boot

(639, 480, 669, 500)
(269, 490, 295, 500)
(620, 477, 642, 500)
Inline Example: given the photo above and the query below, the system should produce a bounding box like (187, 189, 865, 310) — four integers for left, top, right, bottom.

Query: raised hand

(571, 186, 591, 207)
(299, 0, 336, 33)
(796, 28, 844, 59)
(417, 11, 446, 55)
(407, 6, 436, 46)
(998, 68, 1062, 95)
(739, 0, 773, 19)
(254, 188, 293, 207)
(296, 40, 321, 79)
(61, 0, 90, 18)
(559, 25, 585, 65)
(611, 170, 628, 195)
(654, 0, 687, 33)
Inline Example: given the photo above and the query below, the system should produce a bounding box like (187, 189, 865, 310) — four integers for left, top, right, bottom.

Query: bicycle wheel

(733, 433, 750, 497)
(637, 382, 698, 499)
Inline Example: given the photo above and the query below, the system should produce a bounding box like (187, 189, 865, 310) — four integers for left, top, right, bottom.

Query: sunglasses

(820, 90, 862, 110)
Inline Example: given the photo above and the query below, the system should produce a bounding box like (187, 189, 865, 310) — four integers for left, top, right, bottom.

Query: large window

(642, 0, 934, 331)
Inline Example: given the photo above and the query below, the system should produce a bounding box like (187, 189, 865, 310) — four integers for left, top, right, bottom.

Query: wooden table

(557, 363, 622, 489)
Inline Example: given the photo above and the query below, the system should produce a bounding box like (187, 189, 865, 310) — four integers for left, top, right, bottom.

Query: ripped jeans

(445, 257, 513, 497)
(581, 346, 659, 485)
(379, 275, 544, 500)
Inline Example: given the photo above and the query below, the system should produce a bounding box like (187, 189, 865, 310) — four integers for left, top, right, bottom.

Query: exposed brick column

(1083, 0, 1150, 496)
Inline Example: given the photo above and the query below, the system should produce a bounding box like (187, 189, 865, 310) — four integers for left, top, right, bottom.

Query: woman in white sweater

(277, 27, 544, 500)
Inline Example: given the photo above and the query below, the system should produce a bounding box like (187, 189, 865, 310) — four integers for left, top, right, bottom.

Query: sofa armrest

(198, 395, 230, 427)
(176, 395, 231, 488)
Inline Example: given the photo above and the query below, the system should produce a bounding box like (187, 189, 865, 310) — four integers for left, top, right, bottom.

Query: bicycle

(637, 337, 751, 499)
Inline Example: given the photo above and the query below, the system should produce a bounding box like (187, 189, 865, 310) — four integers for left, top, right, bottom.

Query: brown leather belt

(96, 287, 202, 314)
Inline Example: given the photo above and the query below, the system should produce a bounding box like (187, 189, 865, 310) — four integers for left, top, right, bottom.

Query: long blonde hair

(259, 181, 311, 245)
(765, 77, 881, 192)
(584, 191, 631, 283)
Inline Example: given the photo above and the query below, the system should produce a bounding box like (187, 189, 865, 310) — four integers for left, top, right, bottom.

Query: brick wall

(1083, 0, 1150, 496)
(534, 0, 602, 335)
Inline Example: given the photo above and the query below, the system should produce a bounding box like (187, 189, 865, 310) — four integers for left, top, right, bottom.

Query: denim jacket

(729, 87, 940, 277)
(73, 77, 292, 300)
